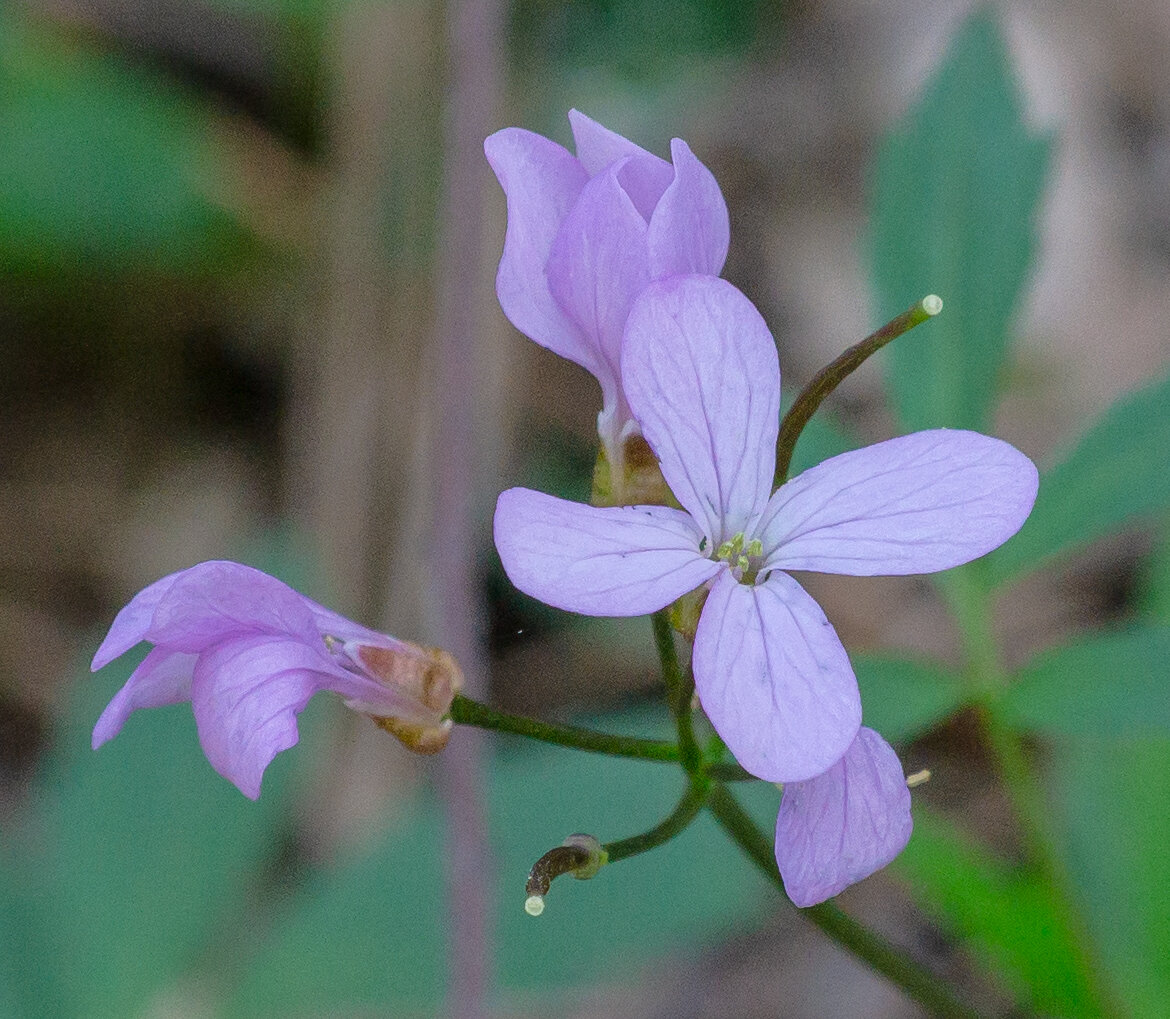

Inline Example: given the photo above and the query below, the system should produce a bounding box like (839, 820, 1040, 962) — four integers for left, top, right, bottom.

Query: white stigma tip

(524, 895, 545, 917)
(922, 295, 943, 316)
(906, 768, 932, 788)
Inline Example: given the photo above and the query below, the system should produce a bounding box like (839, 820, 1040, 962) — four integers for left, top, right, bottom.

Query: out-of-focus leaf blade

(228, 708, 778, 1015)
(853, 654, 966, 743)
(871, 10, 1050, 434)
(1050, 737, 1170, 1018)
(0, 22, 252, 273)
(896, 808, 1096, 1016)
(16, 655, 313, 1017)
(787, 406, 856, 478)
(1000, 627, 1170, 738)
(986, 372, 1170, 585)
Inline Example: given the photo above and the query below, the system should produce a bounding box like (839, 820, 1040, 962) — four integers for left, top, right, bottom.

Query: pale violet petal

(189, 634, 392, 799)
(91, 568, 186, 669)
(92, 647, 197, 749)
(494, 487, 720, 617)
(775, 727, 913, 907)
(622, 276, 779, 542)
(567, 109, 673, 218)
(647, 138, 730, 277)
(546, 162, 650, 411)
(761, 430, 1039, 576)
(692, 570, 861, 782)
(484, 127, 594, 371)
(141, 561, 320, 652)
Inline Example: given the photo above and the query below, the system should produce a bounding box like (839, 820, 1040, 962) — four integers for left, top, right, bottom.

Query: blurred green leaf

(854, 654, 966, 743)
(1136, 515, 1170, 625)
(787, 405, 856, 478)
(229, 708, 778, 1015)
(987, 372, 1170, 585)
(0, 647, 319, 1016)
(1050, 737, 1170, 1018)
(871, 10, 1050, 434)
(1000, 627, 1170, 738)
(0, 21, 252, 273)
(896, 807, 1097, 1016)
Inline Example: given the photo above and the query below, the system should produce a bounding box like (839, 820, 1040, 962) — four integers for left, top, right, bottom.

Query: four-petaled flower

(485, 110, 729, 496)
(91, 561, 462, 799)
(494, 274, 1038, 784)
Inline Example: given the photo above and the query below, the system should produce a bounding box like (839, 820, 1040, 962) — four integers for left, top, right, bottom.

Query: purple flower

(494, 275, 1038, 783)
(485, 110, 729, 484)
(91, 561, 463, 799)
(775, 726, 912, 906)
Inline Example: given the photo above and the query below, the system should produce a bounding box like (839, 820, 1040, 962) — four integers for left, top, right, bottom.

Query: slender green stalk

(705, 783, 981, 1019)
(652, 609, 703, 773)
(449, 695, 680, 764)
(774, 295, 942, 486)
(604, 778, 710, 863)
(941, 570, 1119, 1016)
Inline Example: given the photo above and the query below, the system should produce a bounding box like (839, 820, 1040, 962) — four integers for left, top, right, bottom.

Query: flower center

(714, 532, 765, 584)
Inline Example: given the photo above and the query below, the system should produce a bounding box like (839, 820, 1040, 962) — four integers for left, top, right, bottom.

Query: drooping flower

(485, 110, 729, 499)
(91, 561, 462, 799)
(494, 274, 1038, 783)
(775, 726, 912, 906)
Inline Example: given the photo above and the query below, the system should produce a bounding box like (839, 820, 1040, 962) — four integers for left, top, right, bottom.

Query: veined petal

(494, 487, 720, 617)
(92, 646, 196, 749)
(547, 163, 650, 408)
(140, 561, 320, 653)
(622, 276, 779, 542)
(761, 430, 1039, 576)
(693, 570, 860, 782)
(91, 568, 186, 669)
(484, 127, 594, 370)
(190, 634, 382, 799)
(568, 109, 673, 218)
(775, 727, 913, 907)
(647, 139, 730, 278)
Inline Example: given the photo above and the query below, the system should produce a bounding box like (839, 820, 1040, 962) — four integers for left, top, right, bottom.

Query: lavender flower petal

(494, 487, 720, 616)
(774, 727, 913, 907)
(693, 570, 861, 782)
(567, 109, 673, 218)
(190, 634, 345, 799)
(647, 139, 730, 278)
(484, 127, 593, 370)
(761, 430, 1039, 576)
(91, 568, 185, 669)
(92, 646, 196, 748)
(622, 276, 779, 542)
(92, 561, 462, 797)
(546, 163, 650, 421)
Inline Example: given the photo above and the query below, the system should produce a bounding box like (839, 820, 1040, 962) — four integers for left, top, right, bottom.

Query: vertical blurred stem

(427, 0, 504, 1014)
(942, 567, 1117, 1016)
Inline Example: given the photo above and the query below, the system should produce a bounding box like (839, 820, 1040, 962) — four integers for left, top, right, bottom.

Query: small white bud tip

(921, 295, 943, 316)
(906, 768, 932, 788)
(524, 895, 545, 917)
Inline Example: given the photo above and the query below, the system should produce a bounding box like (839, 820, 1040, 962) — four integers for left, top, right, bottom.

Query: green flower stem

(705, 783, 981, 1019)
(448, 695, 680, 764)
(652, 609, 703, 773)
(942, 568, 1119, 1017)
(603, 777, 710, 864)
(774, 295, 943, 486)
